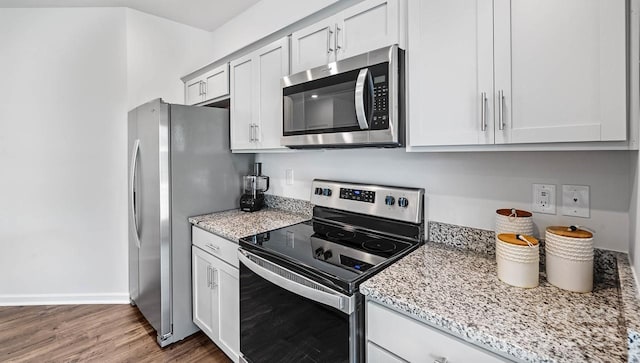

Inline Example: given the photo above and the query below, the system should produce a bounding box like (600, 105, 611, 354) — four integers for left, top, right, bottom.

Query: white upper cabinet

(337, 0, 401, 60)
(290, 17, 337, 74)
(230, 37, 290, 151)
(291, 0, 405, 75)
(494, 0, 627, 144)
(408, 0, 494, 146)
(256, 39, 290, 149)
(184, 63, 230, 106)
(408, 0, 627, 148)
(230, 55, 255, 151)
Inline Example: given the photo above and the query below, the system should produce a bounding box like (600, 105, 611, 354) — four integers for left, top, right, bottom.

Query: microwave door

(283, 70, 364, 135)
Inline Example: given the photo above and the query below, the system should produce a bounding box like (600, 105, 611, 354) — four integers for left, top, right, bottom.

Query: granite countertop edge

(188, 207, 311, 242)
(360, 242, 636, 363)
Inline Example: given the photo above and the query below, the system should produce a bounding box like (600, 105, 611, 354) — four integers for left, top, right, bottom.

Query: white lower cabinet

(192, 228, 239, 362)
(366, 301, 508, 363)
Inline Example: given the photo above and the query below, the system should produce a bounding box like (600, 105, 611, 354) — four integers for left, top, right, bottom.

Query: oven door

(238, 248, 362, 363)
(281, 45, 403, 148)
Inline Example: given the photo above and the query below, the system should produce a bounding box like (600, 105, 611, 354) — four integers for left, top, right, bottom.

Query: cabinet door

(337, 0, 400, 60)
(255, 37, 289, 150)
(230, 54, 255, 150)
(185, 78, 203, 106)
(203, 63, 230, 102)
(494, 0, 626, 144)
(192, 247, 215, 340)
(407, 0, 494, 146)
(290, 18, 336, 74)
(214, 257, 240, 362)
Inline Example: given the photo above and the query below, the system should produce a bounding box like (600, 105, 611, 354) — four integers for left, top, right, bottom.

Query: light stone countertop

(360, 241, 633, 362)
(188, 208, 310, 242)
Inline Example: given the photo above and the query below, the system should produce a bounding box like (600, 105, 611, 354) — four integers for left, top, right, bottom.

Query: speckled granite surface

(189, 208, 310, 242)
(264, 194, 313, 217)
(361, 242, 629, 362)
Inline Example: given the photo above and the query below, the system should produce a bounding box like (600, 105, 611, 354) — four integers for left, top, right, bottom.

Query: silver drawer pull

(434, 358, 448, 363)
(206, 243, 220, 253)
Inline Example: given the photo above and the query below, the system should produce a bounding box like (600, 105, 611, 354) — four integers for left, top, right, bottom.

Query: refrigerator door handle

(129, 139, 141, 248)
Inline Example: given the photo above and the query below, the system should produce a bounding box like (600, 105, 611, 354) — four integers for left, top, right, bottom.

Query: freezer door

(128, 99, 172, 343)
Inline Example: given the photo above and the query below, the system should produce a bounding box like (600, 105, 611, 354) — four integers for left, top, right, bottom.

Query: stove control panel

(339, 188, 375, 203)
(310, 179, 425, 224)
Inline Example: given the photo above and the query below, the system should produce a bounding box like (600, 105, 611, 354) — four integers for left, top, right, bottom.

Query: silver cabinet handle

(202, 81, 207, 97)
(249, 124, 253, 142)
(129, 139, 141, 248)
(238, 249, 355, 314)
(335, 26, 341, 51)
(434, 358, 448, 363)
(254, 124, 260, 142)
(327, 27, 334, 53)
(206, 243, 220, 253)
(480, 92, 487, 132)
(498, 90, 504, 130)
(206, 265, 211, 288)
(355, 68, 372, 130)
(211, 268, 218, 289)
(199, 81, 203, 96)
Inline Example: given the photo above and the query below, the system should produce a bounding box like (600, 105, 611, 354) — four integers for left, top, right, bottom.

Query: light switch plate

(532, 184, 556, 214)
(562, 185, 590, 218)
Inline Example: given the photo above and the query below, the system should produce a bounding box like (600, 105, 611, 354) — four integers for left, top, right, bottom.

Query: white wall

(0, 7, 217, 306)
(0, 8, 129, 304)
(126, 9, 215, 110)
(258, 150, 632, 252)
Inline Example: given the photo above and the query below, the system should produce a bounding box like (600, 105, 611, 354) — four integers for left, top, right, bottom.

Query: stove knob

(398, 197, 409, 208)
(384, 196, 395, 206)
(322, 188, 332, 196)
(314, 187, 323, 195)
(323, 250, 333, 260)
(315, 248, 324, 258)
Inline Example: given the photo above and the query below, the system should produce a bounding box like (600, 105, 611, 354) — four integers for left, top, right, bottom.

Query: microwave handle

(355, 68, 373, 130)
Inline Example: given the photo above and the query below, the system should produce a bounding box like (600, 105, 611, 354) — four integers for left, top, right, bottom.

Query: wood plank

(0, 304, 231, 363)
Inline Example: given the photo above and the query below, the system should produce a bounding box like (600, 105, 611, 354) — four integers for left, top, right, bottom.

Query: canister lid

(546, 226, 593, 239)
(497, 233, 539, 246)
(496, 208, 532, 217)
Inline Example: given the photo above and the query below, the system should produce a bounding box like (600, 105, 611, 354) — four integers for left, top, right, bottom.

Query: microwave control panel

(371, 73, 389, 130)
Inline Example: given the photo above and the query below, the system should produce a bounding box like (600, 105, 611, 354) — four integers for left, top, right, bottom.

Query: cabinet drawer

(367, 301, 506, 363)
(367, 341, 406, 363)
(192, 226, 239, 268)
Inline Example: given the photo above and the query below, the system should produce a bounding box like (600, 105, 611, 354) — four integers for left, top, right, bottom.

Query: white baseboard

(0, 293, 130, 306)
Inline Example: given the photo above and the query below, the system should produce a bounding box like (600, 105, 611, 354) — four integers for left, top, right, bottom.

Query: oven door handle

(355, 68, 372, 130)
(238, 249, 355, 314)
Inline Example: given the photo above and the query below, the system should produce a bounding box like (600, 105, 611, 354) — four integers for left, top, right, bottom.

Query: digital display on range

(340, 255, 374, 272)
(339, 188, 375, 203)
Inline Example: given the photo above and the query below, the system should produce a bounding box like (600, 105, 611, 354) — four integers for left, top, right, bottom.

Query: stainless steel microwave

(281, 45, 405, 148)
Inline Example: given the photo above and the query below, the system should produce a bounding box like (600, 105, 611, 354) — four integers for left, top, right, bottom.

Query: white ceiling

(0, 0, 262, 32)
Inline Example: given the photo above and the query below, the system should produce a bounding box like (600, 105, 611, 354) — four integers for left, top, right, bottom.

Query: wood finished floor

(0, 304, 231, 363)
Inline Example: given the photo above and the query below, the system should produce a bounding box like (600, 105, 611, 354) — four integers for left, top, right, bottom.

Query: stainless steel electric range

(237, 180, 424, 363)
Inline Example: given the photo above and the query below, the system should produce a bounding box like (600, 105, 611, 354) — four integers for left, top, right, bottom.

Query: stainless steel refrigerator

(128, 98, 251, 347)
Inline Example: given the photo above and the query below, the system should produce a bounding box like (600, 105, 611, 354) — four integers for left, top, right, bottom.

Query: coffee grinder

(240, 162, 270, 212)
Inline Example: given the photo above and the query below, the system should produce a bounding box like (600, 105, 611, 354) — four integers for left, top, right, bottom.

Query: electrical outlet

(532, 184, 556, 214)
(285, 169, 294, 185)
(562, 185, 590, 218)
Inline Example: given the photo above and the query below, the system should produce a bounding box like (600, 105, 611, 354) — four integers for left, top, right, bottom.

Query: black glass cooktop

(239, 219, 420, 295)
